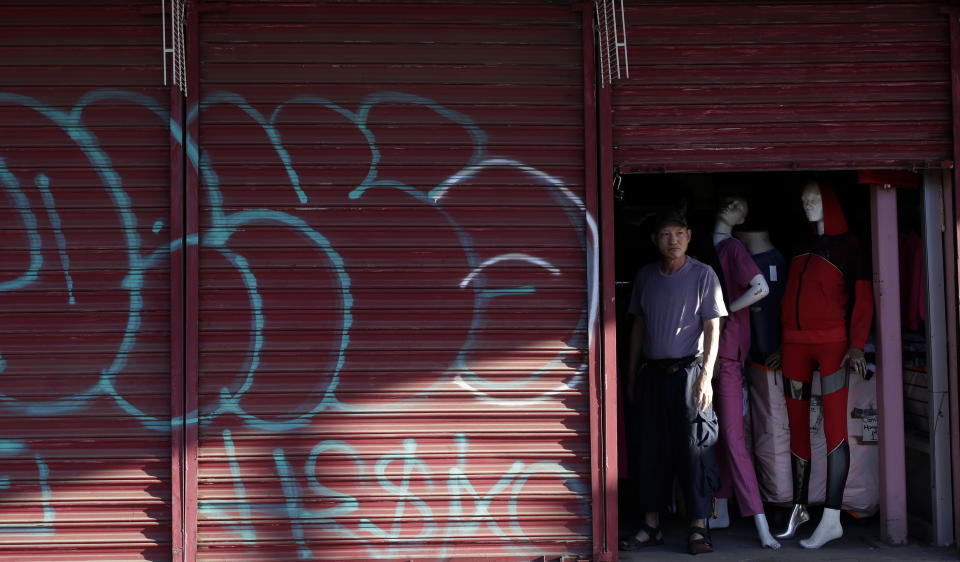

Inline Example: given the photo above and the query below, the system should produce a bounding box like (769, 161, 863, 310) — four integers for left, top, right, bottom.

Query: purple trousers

(714, 356, 764, 516)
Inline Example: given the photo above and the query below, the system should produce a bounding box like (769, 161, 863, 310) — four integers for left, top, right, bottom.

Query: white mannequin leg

(754, 513, 781, 550)
(800, 507, 843, 549)
(711, 497, 730, 528)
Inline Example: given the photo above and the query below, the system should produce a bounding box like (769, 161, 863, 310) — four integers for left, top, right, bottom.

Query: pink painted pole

(581, 4, 607, 559)
(869, 184, 908, 545)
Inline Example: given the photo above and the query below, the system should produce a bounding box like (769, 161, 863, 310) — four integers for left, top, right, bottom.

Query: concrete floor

(618, 509, 959, 561)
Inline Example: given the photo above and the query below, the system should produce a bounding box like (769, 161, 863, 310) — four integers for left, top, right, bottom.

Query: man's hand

(843, 347, 867, 378)
(696, 373, 713, 412)
(765, 348, 782, 370)
(699, 316, 721, 413)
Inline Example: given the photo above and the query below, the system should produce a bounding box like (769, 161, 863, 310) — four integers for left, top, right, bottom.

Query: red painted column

(168, 27, 186, 562)
(581, 4, 605, 559)
(184, 1, 200, 557)
(597, 19, 619, 562)
(869, 184, 907, 544)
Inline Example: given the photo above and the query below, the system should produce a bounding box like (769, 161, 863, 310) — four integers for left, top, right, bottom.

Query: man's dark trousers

(629, 355, 721, 519)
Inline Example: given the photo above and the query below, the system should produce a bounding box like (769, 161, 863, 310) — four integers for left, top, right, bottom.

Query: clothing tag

(769, 265, 778, 282)
(809, 396, 822, 432)
(862, 415, 879, 442)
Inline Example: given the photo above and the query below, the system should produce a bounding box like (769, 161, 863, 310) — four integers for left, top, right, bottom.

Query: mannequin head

(717, 196, 749, 227)
(801, 182, 824, 223)
(713, 196, 748, 244)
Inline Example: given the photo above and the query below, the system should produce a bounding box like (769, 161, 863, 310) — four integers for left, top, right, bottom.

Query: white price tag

(862, 415, 879, 442)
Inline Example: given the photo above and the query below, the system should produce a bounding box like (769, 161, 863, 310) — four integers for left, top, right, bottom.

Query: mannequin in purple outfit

(711, 197, 780, 550)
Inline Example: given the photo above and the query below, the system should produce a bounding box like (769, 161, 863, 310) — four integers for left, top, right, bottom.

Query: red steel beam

(597, 13, 620, 562)
(168, 24, 185, 562)
(581, 4, 608, 559)
(184, 1, 200, 557)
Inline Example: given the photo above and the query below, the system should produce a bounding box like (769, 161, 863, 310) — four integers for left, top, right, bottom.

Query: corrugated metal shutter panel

(195, 1, 592, 559)
(614, 0, 952, 172)
(0, 2, 173, 560)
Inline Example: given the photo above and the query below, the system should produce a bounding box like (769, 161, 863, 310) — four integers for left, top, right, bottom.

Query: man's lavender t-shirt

(628, 256, 728, 360)
(715, 237, 763, 361)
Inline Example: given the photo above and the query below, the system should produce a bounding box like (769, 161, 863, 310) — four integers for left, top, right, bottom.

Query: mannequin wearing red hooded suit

(775, 181, 873, 549)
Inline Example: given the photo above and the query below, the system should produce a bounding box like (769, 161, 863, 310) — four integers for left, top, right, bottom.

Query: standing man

(621, 209, 727, 555)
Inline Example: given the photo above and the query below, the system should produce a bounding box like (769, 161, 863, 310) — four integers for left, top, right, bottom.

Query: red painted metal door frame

(584, 3, 620, 560)
(947, 7, 960, 548)
(581, 4, 619, 560)
(170, 2, 200, 559)
(169, 54, 186, 562)
(184, 1, 201, 558)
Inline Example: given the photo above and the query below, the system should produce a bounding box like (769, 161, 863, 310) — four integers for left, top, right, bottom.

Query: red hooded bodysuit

(781, 185, 873, 349)
(780, 183, 874, 510)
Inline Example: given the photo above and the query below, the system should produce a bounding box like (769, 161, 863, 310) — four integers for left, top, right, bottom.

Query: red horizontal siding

(0, 1, 172, 560)
(196, 1, 591, 559)
(613, 0, 952, 171)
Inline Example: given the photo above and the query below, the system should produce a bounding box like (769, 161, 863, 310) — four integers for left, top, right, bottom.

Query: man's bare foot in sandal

(688, 520, 714, 555)
(619, 512, 664, 550)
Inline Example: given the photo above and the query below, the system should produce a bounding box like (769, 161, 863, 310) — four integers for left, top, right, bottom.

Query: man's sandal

(687, 525, 714, 555)
(619, 522, 664, 550)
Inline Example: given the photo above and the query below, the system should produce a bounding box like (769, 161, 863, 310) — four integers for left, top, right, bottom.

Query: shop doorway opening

(610, 170, 952, 549)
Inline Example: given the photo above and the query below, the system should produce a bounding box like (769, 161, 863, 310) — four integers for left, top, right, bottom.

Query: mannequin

(710, 197, 779, 550)
(776, 181, 873, 549)
(734, 229, 786, 370)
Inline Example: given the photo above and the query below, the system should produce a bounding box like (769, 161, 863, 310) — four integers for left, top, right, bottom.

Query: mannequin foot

(800, 508, 843, 549)
(710, 498, 730, 529)
(774, 503, 809, 539)
(753, 513, 781, 550)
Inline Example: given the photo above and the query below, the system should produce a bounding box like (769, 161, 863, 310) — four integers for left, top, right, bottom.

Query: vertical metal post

(168, 18, 185, 562)
(184, 0, 200, 556)
(945, 10, 960, 550)
(922, 171, 955, 546)
(609, 0, 621, 80)
(597, 17, 619, 561)
(942, 170, 960, 550)
(950, 172, 960, 553)
(618, 0, 629, 78)
(870, 184, 908, 545)
(583, 4, 605, 558)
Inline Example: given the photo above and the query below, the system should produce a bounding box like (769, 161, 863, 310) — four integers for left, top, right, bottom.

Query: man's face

(653, 222, 690, 260)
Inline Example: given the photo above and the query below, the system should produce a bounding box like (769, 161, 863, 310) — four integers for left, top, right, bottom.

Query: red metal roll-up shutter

(0, 2, 174, 560)
(613, 0, 952, 172)
(195, 1, 593, 559)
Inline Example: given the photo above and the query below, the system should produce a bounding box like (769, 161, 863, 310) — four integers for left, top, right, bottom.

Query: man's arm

(696, 316, 721, 412)
(626, 315, 644, 402)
